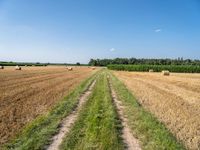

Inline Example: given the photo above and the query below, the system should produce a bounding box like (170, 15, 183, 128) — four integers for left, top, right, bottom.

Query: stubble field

(1, 67, 198, 150)
(113, 71, 200, 150)
(0, 66, 96, 145)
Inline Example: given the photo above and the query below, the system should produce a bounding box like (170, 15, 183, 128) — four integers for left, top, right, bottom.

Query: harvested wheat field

(0, 66, 97, 145)
(113, 71, 200, 150)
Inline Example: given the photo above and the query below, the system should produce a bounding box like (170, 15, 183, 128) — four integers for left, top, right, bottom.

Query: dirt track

(109, 78, 141, 150)
(113, 71, 200, 150)
(47, 80, 96, 150)
(0, 66, 96, 145)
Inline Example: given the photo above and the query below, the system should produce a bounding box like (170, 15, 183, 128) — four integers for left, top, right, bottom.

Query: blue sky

(0, 0, 200, 63)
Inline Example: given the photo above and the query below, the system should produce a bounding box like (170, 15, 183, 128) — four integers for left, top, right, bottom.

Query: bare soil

(113, 71, 200, 150)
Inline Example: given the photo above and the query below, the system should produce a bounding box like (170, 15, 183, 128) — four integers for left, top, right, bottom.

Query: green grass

(4, 71, 99, 150)
(60, 71, 124, 150)
(109, 71, 185, 150)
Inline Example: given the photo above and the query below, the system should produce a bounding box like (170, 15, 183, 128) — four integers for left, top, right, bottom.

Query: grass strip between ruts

(60, 70, 124, 150)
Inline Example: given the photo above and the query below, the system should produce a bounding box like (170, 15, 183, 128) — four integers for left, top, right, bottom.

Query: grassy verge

(109, 71, 185, 150)
(4, 71, 99, 150)
(60, 71, 124, 150)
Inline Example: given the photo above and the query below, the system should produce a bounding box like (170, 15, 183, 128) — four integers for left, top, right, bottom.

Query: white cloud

(109, 48, 115, 52)
(155, 28, 161, 32)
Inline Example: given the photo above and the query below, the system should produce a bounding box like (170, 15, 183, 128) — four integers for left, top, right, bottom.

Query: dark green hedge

(0, 62, 46, 66)
(107, 65, 200, 73)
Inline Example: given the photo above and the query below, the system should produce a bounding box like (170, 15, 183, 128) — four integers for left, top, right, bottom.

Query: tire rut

(46, 80, 96, 150)
(108, 77, 141, 150)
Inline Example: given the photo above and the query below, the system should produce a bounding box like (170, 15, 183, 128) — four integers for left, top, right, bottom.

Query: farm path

(46, 80, 96, 150)
(108, 77, 141, 150)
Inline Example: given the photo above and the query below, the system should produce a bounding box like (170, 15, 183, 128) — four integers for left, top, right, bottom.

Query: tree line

(107, 64, 200, 73)
(88, 58, 200, 66)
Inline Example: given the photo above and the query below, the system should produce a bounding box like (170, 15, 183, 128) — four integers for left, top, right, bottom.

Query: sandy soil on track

(0, 66, 97, 145)
(113, 71, 200, 150)
(109, 78, 141, 150)
(47, 80, 96, 150)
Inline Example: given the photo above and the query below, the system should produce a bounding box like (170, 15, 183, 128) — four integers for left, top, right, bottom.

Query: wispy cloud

(155, 28, 161, 32)
(109, 48, 115, 52)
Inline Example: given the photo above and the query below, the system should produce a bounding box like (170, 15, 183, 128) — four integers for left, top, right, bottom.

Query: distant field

(113, 71, 200, 149)
(0, 66, 97, 145)
(0, 62, 46, 66)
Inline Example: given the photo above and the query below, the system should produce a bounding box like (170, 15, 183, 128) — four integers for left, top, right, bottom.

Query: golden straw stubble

(0, 66, 96, 145)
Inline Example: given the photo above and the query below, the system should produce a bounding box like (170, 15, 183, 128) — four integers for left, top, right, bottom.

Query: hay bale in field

(15, 65, 22, 70)
(149, 69, 154, 72)
(67, 67, 73, 71)
(162, 70, 170, 76)
(91, 67, 96, 70)
(0, 66, 4, 69)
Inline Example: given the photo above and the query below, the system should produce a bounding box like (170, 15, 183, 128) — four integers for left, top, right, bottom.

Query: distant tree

(88, 58, 200, 66)
(89, 59, 98, 66)
(76, 62, 81, 66)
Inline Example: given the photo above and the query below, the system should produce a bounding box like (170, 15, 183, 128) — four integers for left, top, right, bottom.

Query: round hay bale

(15, 65, 22, 70)
(0, 66, 4, 69)
(91, 67, 96, 70)
(162, 70, 170, 76)
(149, 69, 154, 72)
(67, 67, 73, 71)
